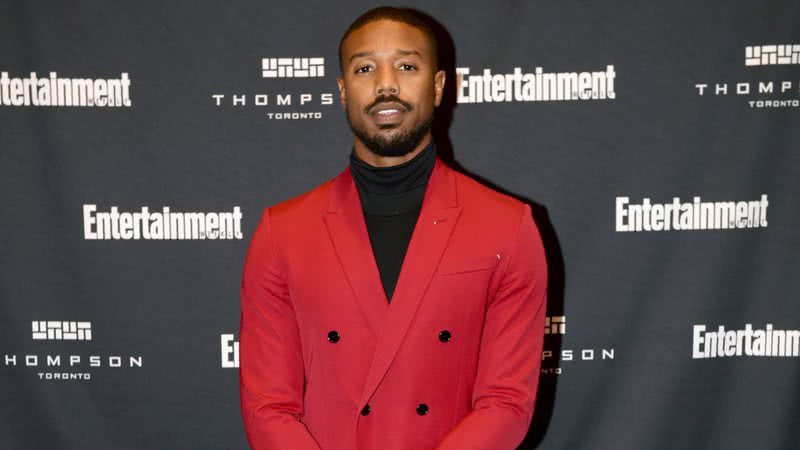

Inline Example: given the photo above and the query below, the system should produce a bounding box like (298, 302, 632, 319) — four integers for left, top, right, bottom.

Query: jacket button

(438, 330, 451, 342)
(327, 330, 340, 343)
(360, 404, 371, 416)
(416, 403, 429, 416)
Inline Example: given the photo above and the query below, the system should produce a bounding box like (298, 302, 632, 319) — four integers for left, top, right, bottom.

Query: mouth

(369, 102, 406, 125)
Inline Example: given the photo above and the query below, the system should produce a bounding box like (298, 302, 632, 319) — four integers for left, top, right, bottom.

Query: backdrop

(1, 1, 798, 449)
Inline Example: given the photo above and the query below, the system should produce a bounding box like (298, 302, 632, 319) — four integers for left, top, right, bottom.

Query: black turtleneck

(349, 141, 436, 302)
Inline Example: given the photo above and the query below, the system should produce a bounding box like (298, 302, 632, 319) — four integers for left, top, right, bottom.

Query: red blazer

(240, 157, 548, 450)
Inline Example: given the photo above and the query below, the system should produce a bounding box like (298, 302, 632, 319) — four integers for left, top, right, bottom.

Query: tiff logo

(262, 58, 325, 78)
(32, 321, 92, 341)
(545, 316, 566, 335)
(745, 45, 800, 66)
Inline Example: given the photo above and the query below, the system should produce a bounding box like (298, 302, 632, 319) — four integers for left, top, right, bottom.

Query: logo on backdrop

(211, 56, 335, 120)
(3, 320, 143, 382)
(32, 321, 92, 341)
(693, 44, 800, 109)
(219, 334, 239, 369)
(0, 71, 132, 107)
(541, 315, 615, 376)
(221, 334, 239, 368)
(82, 204, 243, 240)
(615, 194, 769, 232)
(262, 58, 325, 78)
(745, 44, 800, 66)
(544, 316, 566, 335)
(456, 65, 616, 103)
(692, 323, 799, 359)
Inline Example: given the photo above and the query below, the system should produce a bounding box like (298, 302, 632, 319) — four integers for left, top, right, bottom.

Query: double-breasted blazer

(240, 157, 548, 450)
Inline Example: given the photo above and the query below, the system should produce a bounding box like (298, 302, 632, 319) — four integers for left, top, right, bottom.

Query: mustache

(365, 95, 413, 114)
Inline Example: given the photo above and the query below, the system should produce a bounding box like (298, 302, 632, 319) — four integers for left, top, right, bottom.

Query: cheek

(408, 83, 437, 109)
(344, 96, 365, 117)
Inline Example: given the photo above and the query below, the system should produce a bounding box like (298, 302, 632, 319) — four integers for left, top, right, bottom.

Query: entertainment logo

(82, 204, 243, 240)
(221, 333, 239, 368)
(456, 65, 616, 103)
(693, 323, 799, 359)
(0, 71, 132, 107)
(615, 194, 769, 232)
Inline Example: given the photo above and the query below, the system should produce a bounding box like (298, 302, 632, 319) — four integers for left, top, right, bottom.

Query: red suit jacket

(240, 157, 548, 450)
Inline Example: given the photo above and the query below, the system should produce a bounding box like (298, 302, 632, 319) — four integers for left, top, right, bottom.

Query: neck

(349, 139, 436, 208)
(352, 133, 433, 168)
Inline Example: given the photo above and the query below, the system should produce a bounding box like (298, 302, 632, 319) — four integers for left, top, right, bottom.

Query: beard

(345, 97, 433, 157)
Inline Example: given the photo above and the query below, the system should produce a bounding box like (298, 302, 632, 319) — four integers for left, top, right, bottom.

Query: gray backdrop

(1, 1, 798, 449)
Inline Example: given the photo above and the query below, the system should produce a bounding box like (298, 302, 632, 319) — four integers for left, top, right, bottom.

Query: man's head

(337, 7, 445, 164)
(338, 7, 439, 73)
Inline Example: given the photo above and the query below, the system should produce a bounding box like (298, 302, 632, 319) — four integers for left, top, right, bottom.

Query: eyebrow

(348, 49, 422, 64)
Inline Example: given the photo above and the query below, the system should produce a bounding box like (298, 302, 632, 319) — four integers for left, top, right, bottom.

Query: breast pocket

(437, 254, 500, 275)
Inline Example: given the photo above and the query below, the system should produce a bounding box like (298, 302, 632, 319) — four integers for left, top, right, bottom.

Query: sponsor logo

(456, 65, 616, 103)
(615, 195, 769, 232)
(694, 45, 800, 109)
(544, 315, 565, 335)
(3, 355, 143, 381)
(745, 44, 800, 66)
(211, 57, 335, 120)
(262, 57, 325, 78)
(693, 324, 799, 359)
(541, 315, 615, 376)
(83, 204, 243, 240)
(0, 71, 131, 107)
(3, 321, 143, 382)
(221, 334, 239, 368)
(32, 321, 92, 341)
(693, 82, 799, 108)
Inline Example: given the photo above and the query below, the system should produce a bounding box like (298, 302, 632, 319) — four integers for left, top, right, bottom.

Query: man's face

(338, 19, 445, 157)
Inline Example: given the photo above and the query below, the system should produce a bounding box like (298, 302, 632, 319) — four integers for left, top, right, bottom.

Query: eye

(355, 65, 373, 74)
(398, 63, 417, 71)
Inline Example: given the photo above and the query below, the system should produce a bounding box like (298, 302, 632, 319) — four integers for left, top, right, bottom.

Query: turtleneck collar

(349, 141, 437, 216)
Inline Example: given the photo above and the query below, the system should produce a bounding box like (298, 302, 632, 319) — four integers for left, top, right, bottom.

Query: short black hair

(338, 6, 439, 73)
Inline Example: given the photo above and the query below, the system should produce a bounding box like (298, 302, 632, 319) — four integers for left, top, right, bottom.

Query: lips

(370, 101, 405, 125)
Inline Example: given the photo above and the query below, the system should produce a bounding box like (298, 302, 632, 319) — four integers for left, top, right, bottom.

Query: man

(240, 7, 547, 450)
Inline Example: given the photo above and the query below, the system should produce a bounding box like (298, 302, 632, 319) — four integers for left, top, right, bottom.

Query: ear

(337, 77, 347, 108)
(433, 70, 445, 107)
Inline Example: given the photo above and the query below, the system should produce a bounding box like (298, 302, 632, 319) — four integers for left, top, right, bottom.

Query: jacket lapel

(357, 158, 462, 408)
(323, 157, 462, 408)
(323, 168, 389, 338)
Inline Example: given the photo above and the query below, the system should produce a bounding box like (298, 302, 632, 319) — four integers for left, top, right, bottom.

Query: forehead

(341, 19, 434, 61)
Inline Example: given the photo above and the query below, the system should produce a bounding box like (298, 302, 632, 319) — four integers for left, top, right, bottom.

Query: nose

(374, 65, 399, 96)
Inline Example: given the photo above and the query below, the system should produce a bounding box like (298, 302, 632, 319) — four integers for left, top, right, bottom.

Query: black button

(360, 404, 371, 416)
(327, 330, 340, 343)
(416, 403, 429, 416)
(438, 330, 451, 342)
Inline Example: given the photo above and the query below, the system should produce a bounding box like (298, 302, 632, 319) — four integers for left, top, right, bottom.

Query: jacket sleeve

(239, 208, 321, 450)
(435, 204, 548, 450)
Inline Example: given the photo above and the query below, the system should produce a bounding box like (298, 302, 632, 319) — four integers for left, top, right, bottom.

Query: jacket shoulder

(267, 171, 341, 220)
(452, 168, 528, 219)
